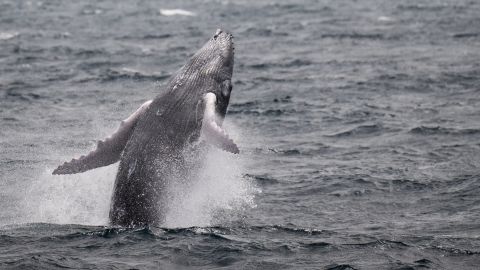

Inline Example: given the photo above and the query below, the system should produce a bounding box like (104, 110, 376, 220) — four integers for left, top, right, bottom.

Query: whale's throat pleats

(52, 100, 152, 175)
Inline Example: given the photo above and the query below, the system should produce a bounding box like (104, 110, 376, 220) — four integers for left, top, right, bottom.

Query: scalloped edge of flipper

(52, 100, 152, 175)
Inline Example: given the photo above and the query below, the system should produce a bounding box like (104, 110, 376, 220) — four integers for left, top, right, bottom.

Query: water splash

(163, 147, 259, 228)
(163, 120, 259, 228)
(21, 166, 116, 226)
(20, 120, 258, 228)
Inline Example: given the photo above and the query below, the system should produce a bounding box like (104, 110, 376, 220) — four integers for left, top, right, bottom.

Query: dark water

(1, 0, 480, 269)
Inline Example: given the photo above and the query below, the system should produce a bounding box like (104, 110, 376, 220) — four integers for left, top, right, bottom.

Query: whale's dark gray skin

(53, 29, 238, 226)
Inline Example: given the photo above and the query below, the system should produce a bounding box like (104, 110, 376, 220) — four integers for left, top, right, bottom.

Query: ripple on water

(326, 124, 387, 138)
(409, 126, 480, 136)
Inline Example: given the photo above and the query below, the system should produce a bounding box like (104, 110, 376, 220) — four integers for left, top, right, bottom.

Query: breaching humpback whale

(53, 29, 238, 226)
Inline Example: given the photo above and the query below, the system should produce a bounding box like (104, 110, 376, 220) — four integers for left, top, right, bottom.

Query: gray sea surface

(1, 0, 480, 269)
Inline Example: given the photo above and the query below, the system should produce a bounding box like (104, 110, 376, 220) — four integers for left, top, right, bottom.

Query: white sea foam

(159, 9, 195, 16)
(121, 67, 142, 74)
(377, 16, 394, 22)
(0, 32, 18, 40)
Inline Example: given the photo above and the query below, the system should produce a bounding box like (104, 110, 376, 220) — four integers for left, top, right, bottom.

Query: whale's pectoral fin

(201, 92, 239, 154)
(53, 100, 153, 175)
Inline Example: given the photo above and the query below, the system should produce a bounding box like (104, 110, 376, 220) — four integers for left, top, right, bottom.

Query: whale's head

(186, 29, 234, 118)
(193, 29, 234, 82)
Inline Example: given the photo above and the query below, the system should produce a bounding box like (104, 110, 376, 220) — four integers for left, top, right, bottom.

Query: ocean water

(1, 0, 480, 269)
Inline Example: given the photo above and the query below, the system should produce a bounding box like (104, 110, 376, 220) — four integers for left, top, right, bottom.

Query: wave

(344, 239, 410, 248)
(244, 174, 279, 185)
(0, 223, 329, 243)
(248, 59, 313, 69)
(227, 97, 296, 116)
(240, 27, 289, 37)
(2, 223, 479, 269)
(326, 124, 385, 138)
(377, 16, 394, 22)
(409, 126, 480, 136)
(250, 224, 326, 236)
(91, 68, 170, 82)
(228, 107, 297, 116)
(453, 32, 480, 39)
(427, 245, 480, 255)
(321, 33, 384, 40)
(117, 33, 172, 40)
(0, 32, 18, 40)
(325, 264, 358, 270)
(397, 4, 465, 12)
(4, 91, 44, 102)
(159, 9, 195, 16)
(266, 3, 332, 14)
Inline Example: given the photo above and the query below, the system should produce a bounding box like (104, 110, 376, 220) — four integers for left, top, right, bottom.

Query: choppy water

(1, 0, 480, 269)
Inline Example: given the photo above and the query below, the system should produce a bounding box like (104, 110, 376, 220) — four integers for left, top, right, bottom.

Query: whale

(53, 29, 238, 226)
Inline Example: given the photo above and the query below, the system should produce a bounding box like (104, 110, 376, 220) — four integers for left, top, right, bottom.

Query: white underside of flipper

(201, 92, 239, 154)
(53, 100, 153, 175)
